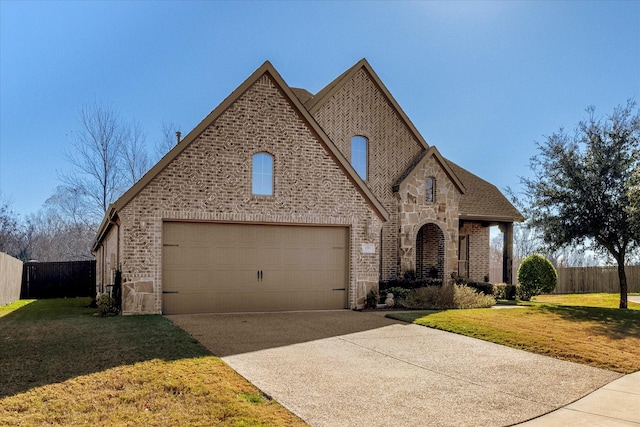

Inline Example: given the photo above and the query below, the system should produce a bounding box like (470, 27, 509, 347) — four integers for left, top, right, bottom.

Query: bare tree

(62, 102, 125, 221)
(19, 190, 95, 261)
(62, 102, 152, 223)
(0, 197, 20, 255)
(122, 120, 150, 186)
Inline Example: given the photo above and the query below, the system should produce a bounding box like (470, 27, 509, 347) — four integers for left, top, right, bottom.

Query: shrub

(379, 277, 442, 293)
(402, 283, 454, 309)
(96, 293, 120, 317)
(454, 285, 496, 309)
(396, 284, 495, 310)
(465, 281, 494, 296)
(381, 286, 411, 302)
(493, 283, 517, 300)
(517, 254, 558, 301)
(403, 269, 418, 281)
(365, 289, 379, 309)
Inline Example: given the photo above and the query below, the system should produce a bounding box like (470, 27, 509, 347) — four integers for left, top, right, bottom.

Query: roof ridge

(392, 146, 465, 194)
(94, 61, 390, 247)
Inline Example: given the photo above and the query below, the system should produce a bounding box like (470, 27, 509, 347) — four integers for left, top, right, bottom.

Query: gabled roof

(305, 58, 430, 150)
(392, 146, 465, 194)
(94, 61, 390, 247)
(291, 87, 314, 105)
(447, 160, 524, 223)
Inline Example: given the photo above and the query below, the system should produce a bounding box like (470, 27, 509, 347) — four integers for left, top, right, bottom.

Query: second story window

(426, 177, 436, 203)
(351, 136, 368, 180)
(252, 153, 273, 196)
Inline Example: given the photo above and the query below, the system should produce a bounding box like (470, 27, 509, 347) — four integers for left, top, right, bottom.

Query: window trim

(251, 152, 274, 196)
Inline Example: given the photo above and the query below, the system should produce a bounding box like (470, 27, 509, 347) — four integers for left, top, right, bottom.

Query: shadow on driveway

(168, 310, 622, 427)
(167, 310, 403, 357)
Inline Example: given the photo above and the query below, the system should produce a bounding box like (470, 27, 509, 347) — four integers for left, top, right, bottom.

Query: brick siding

(460, 221, 490, 282)
(110, 73, 382, 314)
(312, 68, 426, 280)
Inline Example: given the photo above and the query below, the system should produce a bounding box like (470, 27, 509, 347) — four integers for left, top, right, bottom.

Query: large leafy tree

(522, 100, 640, 309)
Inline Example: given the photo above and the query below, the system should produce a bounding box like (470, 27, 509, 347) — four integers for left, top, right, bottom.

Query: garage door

(162, 222, 349, 314)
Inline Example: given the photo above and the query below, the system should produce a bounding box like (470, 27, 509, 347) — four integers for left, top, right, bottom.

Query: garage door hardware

(163, 244, 179, 247)
(163, 291, 179, 294)
(332, 288, 346, 291)
(257, 270, 264, 281)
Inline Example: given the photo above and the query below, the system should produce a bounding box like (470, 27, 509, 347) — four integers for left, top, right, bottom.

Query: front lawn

(0, 298, 306, 426)
(388, 293, 640, 374)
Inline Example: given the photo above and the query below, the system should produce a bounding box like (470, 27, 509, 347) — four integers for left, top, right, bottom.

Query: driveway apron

(168, 311, 621, 427)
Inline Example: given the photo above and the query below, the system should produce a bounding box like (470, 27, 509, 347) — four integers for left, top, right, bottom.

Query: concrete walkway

(517, 371, 640, 426)
(168, 311, 633, 427)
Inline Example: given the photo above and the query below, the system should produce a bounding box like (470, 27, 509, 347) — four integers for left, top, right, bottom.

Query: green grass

(388, 293, 640, 374)
(0, 298, 307, 426)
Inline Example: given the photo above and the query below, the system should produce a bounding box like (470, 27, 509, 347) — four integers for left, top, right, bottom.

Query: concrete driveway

(168, 311, 621, 427)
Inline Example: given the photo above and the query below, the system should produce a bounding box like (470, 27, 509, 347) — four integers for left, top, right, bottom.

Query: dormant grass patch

(0, 298, 306, 427)
(389, 293, 640, 373)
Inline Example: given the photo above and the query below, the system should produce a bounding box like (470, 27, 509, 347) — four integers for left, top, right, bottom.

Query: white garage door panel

(162, 222, 348, 314)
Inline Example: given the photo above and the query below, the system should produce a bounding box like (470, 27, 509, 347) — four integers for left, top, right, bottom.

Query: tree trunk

(616, 260, 628, 309)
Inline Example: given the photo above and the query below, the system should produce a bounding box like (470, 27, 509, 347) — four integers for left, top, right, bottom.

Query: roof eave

(459, 213, 525, 223)
(93, 205, 118, 251)
(94, 60, 390, 231)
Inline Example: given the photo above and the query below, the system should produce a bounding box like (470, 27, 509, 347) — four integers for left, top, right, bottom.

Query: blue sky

(1, 1, 639, 217)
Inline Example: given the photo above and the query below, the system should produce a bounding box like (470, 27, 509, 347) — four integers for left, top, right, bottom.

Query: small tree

(517, 254, 557, 301)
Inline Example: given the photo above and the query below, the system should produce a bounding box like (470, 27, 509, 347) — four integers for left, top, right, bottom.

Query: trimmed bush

(493, 283, 517, 300)
(517, 254, 558, 301)
(382, 286, 410, 302)
(380, 278, 442, 292)
(465, 281, 494, 296)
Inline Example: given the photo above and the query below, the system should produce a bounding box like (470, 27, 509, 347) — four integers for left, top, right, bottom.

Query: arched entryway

(416, 223, 445, 281)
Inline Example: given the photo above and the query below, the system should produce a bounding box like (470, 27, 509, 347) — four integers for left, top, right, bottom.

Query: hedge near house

(517, 254, 557, 301)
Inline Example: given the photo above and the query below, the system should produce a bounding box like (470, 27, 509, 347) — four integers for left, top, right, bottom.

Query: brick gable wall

(109, 74, 381, 314)
(311, 68, 425, 280)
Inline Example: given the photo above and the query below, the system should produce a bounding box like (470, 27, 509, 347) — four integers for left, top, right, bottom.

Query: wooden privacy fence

(555, 266, 640, 294)
(21, 260, 96, 299)
(0, 252, 23, 306)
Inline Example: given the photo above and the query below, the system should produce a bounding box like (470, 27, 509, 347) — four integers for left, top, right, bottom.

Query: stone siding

(312, 68, 425, 280)
(115, 73, 381, 314)
(395, 154, 460, 279)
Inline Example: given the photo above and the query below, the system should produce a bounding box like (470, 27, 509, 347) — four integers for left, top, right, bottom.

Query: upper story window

(351, 136, 368, 180)
(426, 177, 436, 203)
(252, 153, 273, 196)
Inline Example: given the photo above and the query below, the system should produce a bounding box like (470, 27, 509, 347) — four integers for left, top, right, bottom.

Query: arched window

(351, 136, 368, 180)
(252, 153, 273, 195)
(426, 177, 436, 203)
